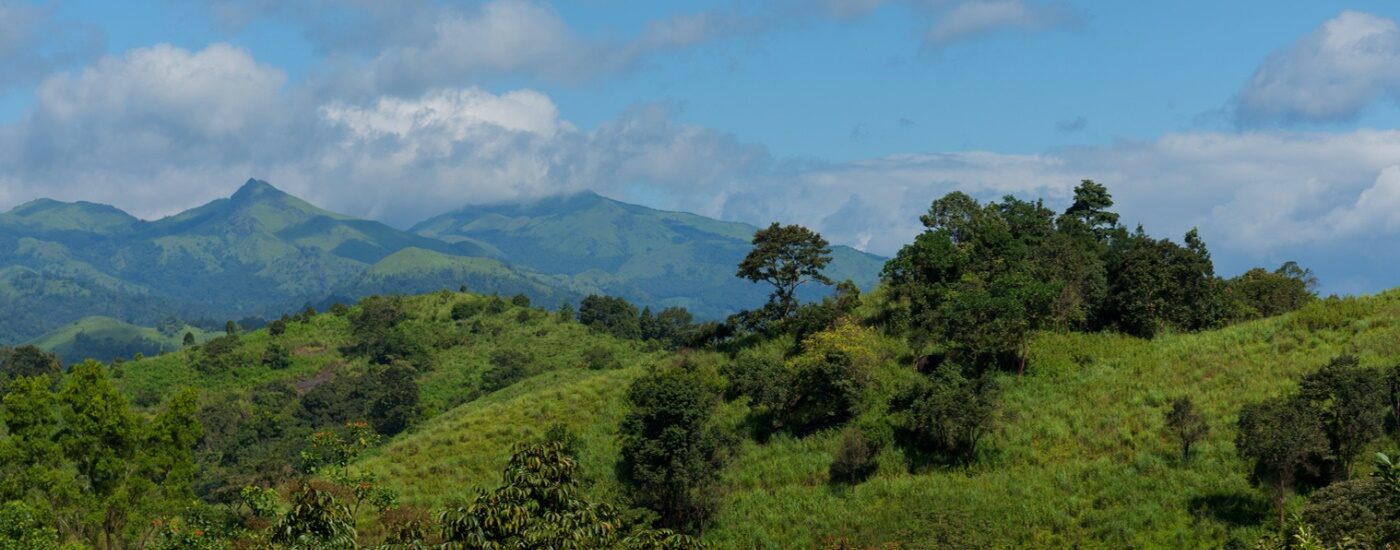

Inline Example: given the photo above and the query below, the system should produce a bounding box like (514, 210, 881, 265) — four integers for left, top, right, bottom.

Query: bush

(890, 367, 999, 466)
(482, 349, 530, 392)
(578, 295, 641, 339)
(268, 319, 287, 337)
(1301, 478, 1396, 546)
(511, 294, 531, 308)
(829, 426, 880, 485)
(516, 309, 532, 324)
(261, 342, 292, 370)
(451, 301, 481, 321)
(582, 347, 621, 370)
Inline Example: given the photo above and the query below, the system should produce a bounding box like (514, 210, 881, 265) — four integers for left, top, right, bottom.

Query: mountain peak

(0, 198, 139, 234)
(230, 179, 285, 203)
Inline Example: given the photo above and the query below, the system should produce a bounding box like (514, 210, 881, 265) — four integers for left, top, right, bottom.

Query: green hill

(0, 182, 883, 344)
(412, 191, 887, 319)
(27, 316, 217, 364)
(0, 180, 555, 343)
(97, 286, 1400, 548)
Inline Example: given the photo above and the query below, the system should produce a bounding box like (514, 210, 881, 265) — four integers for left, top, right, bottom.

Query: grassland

(109, 287, 1400, 548)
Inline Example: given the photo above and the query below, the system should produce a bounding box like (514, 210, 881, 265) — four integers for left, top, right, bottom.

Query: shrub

(511, 294, 531, 308)
(829, 426, 880, 485)
(516, 309, 532, 324)
(578, 295, 641, 339)
(890, 367, 999, 466)
(451, 302, 480, 321)
(481, 350, 530, 393)
(582, 347, 621, 371)
(261, 342, 292, 370)
(1301, 478, 1396, 546)
(268, 319, 287, 337)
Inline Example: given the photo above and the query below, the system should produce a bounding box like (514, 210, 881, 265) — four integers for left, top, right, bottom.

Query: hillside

(27, 316, 218, 365)
(411, 191, 887, 319)
(89, 284, 1400, 548)
(0, 182, 885, 345)
(338, 292, 1400, 548)
(0, 180, 557, 343)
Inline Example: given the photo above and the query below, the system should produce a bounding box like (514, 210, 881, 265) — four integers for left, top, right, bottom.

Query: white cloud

(924, 0, 1076, 47)
(1236, 10, 1400, 125)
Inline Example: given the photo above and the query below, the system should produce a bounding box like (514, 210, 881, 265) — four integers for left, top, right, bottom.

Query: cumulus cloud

(1236, 10, 1400, 125)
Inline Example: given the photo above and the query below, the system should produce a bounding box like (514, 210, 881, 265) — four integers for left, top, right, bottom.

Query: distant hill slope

(0, 180, 554, 343)
(27, 315, 217, 364)
(412, 191, 886, 318)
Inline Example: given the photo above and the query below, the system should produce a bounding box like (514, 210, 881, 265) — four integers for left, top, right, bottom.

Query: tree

(225, 320, 239, 336)
(1236, 396, 1329, 526)
(618, 365, 729, 534)
(890, 367, 999, 465)
(481, 349, 530, 393)
(1164, 397, 1207, 462)
(268, 319, 287, 337)
(182, 332, 195, 347)
(438, 442, 704, 548)
(261, 342, 292, 370)
(369, 362, 419, 437)
(578, 295, 641, 339)
(510, 293, 531, 308)
(1299, 355, 1386, 478)
(737, 223, 833, 320)
(142, 388, 203, 503)
(1, 345, 60, 384)
(58, 360, 143, 548)
(347, 296, 420, 365)
(558, 302, 575, 322)
(1059, 179, 1120, 240)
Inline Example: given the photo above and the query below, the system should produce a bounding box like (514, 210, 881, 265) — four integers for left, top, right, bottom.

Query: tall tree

(1236, 396, 1329, 526)
(618, 365, 729, 534)
(737, 223, 833, 320)
(1165, 397, 1207, 462)
(1298, 355, 1385, 478)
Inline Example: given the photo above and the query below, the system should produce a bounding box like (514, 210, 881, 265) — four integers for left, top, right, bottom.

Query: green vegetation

(6, 180, 1390, 548)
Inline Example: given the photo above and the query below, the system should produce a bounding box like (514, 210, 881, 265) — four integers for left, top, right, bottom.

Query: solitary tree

(1165, 397, 1207, 462)
(182, 331, 195, 347)
(1236, 396, 1329, 526)
(737, 223, 833, 320)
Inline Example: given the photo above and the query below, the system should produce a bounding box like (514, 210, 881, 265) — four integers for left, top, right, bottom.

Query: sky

(4, 1, 1400, 294)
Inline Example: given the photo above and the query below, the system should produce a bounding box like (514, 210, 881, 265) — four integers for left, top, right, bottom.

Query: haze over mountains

(0, 179, 884, 348)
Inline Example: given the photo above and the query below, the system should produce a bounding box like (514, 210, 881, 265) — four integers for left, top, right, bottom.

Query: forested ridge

(4, 181, 1394, 548)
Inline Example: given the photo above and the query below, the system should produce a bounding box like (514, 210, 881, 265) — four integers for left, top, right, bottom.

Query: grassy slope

(110, 286, 1400, 548)
(344, 292, 1400, 549)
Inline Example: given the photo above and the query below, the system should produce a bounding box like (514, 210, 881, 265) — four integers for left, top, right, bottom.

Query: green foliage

(583, 346, 622, 370)
(261, 342, 292, 370)
(1298, 355, 1386, 478)
(369, 362, 420, 437)
(0, 501, 61, 550)
(619, 365, 730, 533)
(1301, 478, 1395, 547)
(450, 300, 480, 321)
(558, 301, 575, 322)
(889, 366, 999, 466)
(1226, 263, 1317, 322)
(580, 294, 642, 340)
(268, 319, 288, 336)
(828, 426, 880, 485)
(183, 331, 195, 347)
(737, 222, 834, 320)
(1165, 396, 1207, 462)
(511, 293, 531, 308)
(271, 481, 357, 549)
(482, 349, 531, 392)
(346, 295, 421, 365)
(1237, 396, 1329, 525)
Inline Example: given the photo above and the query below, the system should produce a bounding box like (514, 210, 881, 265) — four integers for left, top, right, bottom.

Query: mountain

(411, 191, 887, 318)
(0, 181, 885, 345)
(0, 180, 559, 343)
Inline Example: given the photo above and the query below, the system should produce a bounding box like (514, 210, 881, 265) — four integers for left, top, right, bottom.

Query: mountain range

(0, 179, 885, 349)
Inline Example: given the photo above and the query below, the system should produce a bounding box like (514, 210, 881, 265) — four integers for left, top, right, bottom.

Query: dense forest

(4, 181, 1391, 548)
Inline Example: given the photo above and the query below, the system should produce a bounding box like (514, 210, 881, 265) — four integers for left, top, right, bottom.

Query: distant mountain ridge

(413, 191, 886, 319)
(0, 180, 886, 348)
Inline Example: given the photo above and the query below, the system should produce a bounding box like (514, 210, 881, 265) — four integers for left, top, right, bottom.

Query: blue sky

(5, 0, 1400, 293)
